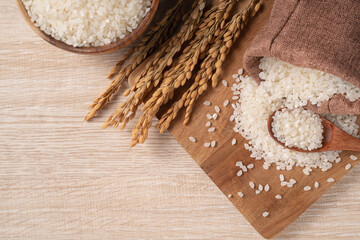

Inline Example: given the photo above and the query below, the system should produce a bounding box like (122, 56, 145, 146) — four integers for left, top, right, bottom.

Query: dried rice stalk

(85, 0, 188, 120)
(127, 0, 236, 147)
(102, 0, 206, 137)
(157, 0, 263, 131)
(107, 0, 188, 79)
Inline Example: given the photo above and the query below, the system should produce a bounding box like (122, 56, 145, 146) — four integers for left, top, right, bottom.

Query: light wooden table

(0, 1, 359, 239)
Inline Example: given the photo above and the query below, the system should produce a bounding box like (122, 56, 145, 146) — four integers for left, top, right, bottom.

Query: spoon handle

(332, 127, 360, 152)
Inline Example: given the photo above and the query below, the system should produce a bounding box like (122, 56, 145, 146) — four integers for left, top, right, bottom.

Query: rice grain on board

(231, 57, 359, 171)
(189, 136, 196, 143)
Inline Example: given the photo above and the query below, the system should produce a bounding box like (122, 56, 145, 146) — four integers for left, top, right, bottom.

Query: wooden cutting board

(129, 0, 360, 238)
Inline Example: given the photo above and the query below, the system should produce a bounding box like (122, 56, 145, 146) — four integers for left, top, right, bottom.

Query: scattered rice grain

(215, 106, 221, 113)
(345, 163, 351, 170)
(279, 174, 285, 182)
(327, 178, 335, 183)
(222, 80, 228, 87)
(189, 136, 196, 143)
(204, 142, 211, 148)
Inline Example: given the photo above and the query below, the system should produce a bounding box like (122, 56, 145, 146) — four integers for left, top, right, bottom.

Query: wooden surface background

(0, 0, 359, 239)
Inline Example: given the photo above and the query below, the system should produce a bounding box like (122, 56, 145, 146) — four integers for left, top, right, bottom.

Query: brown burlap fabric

(243, 0, 360, 114)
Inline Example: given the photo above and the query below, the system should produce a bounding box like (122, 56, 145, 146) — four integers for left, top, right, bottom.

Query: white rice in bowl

(231, 57, 360, 172)
(22, 0, 152, 47)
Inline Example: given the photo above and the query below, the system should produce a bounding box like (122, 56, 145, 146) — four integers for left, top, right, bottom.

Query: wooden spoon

(15, 0, 159, 55)
(268, 109, 360, 153)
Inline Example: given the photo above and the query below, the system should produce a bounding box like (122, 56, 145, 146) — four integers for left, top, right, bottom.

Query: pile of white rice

(231, 57, 359, 172)
(271, 108, 324, 151)
(22, 0, 152, 47)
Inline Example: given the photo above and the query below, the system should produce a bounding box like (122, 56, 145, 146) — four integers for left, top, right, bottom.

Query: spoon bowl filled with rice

(16, 0, 159, 54)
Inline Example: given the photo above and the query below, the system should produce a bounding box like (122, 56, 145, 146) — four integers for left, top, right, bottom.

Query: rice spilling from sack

(22, 0, 152, 47)
(271, 108, 324, 151)
(231, 57, 359, 171)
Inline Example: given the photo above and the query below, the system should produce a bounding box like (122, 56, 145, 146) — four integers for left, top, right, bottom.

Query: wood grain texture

(15, 0, 159, 54)
(0, 0, 359, 239)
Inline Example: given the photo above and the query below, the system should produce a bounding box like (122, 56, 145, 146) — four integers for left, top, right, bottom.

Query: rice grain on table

(247, 163, 254, 169)
(262, 211, 269, 217)
(237, 192, 244, 198)
(204, 142, 211, 148)
(350, 155, 358, 160)
(223, 100, 229, 107)
(275, 194, 282, 199)
(22, 0, 152, 47)
(203, 101, 211, 106)
(304, 186, 311, 191)
(206, 121, 211, 127)
(264, 184, 270, 192)
(314, 181, 319, 188)
(249, 181, 255, 189)
(207, 114, 213, 120)
(211, 140, 216, 148)
(213, 113, 218, 120)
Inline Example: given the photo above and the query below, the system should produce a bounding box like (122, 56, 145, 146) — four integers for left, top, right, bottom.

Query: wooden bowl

(16, 0, 159, 55)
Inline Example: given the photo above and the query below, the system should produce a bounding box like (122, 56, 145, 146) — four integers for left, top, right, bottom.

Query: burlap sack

(243, 0, 360, 114)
